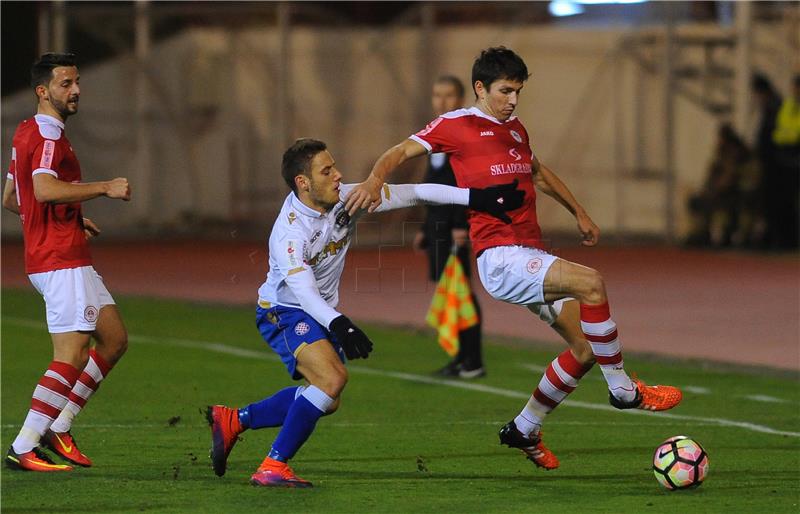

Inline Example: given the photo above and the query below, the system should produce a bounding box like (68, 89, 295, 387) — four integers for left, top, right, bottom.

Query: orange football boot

(499, 421, 559, 470)
(609, 375, 683, 412)
(5, 446, 73, 472)
(42, 430, 92, 467)
(250, 457, 312, 488)
(206, 405, 243, 477)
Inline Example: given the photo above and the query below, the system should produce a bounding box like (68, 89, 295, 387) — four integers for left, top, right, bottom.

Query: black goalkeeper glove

(329, 315, 374, 360)
(468, 179, 525, 224)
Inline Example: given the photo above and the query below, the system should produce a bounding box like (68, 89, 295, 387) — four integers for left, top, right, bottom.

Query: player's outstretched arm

(344, 139, 428, 216)
(2, 177, 19, 215)
(531, 156, 600, 246)
(354, 181, 524, 224)
(32, 174, 131, 204)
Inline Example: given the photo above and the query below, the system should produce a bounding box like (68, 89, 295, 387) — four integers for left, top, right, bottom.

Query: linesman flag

(425, 253, 478, 356)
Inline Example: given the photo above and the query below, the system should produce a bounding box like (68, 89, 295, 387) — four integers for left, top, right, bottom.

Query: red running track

(2, 241, 798, 371)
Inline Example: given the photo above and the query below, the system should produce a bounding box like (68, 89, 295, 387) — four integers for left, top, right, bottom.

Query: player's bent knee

(96, 333, 128, 365)
(324, 396, 342, 415)
(113, 334, 129, 360)
(581, 269, 607, 304)
(317, 365, 348, 399)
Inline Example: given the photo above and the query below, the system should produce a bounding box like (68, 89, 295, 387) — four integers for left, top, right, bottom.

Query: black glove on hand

(329, 315, 374, 360)
(468, 179, 525, 224)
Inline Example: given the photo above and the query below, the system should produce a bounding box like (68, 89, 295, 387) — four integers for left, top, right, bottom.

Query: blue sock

(239, 386, 302, 430)
(270, 387, 331, 462)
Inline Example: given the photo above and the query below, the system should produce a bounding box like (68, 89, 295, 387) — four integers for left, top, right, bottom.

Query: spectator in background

(686, 124, 758, 248)
(771, 74, 800, 249)
(751, 74, 784, 249)
(413, 75, 486, 379)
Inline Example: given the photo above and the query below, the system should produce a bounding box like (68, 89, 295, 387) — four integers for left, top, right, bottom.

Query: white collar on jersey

(290, 192, 325, 218)
(467, 106, 517, 125)
(34, 114, 65, 129)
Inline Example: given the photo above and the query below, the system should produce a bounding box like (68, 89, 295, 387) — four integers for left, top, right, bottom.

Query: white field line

(5, 317, 799, 438)
(743, 394, 791, 404)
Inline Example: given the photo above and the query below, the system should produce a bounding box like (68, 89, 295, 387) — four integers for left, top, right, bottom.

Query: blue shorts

(256, 303, 345, 380)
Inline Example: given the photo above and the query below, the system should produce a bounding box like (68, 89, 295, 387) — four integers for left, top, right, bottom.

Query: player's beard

(309, 181, 338, 212)
(49, 94, 79, 119)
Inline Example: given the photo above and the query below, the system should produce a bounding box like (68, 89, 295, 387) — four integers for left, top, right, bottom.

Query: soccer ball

(652, 436, 709, 490)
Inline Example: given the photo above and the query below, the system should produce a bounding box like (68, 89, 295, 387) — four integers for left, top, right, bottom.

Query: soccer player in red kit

(345, 47, 682, 470)
(2, 53, 131, 472)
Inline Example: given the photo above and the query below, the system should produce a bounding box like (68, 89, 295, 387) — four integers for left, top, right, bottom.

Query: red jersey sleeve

(30, 139, 63, 178)
(409, 115, 463, 154)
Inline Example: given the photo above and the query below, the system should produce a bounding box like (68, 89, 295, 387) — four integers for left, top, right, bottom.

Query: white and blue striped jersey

(257, 183, 469, 329)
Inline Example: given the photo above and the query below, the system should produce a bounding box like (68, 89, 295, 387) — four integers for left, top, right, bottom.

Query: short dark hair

(31, 52, 77, 88)
(434, 75, 465, 99)
(471, 47, 529, 97)
(281, 138, 327, 193)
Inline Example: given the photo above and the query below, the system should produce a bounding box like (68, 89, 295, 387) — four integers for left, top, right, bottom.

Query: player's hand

(468, 179, 525, 224)
(105, 178, 131, 201)
(329, 315, 374, 360)
(577, 210, 600, 246)
(452, 228, 469, 248)
(82, 217, 101, 239)
(344, 174, 383, 216)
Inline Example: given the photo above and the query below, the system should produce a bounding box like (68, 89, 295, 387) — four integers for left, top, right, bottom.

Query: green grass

(2, 288, 799, 513)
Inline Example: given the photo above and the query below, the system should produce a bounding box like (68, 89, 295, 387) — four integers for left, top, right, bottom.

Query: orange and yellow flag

(425, 253, 478, 356)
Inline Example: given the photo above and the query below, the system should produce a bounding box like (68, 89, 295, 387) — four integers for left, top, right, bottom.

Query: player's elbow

(33, 185, 55, 203)
(2, 195, 16, 211)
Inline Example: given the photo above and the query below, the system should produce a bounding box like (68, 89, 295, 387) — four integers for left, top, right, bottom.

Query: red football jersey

(8, 114, 92, 274)
(410, 107, 543, 254)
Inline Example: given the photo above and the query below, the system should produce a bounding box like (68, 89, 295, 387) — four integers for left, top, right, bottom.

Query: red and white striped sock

(12, 361, 81, 453)
(514, 349, 593, 436)
(50, 349, 113, 433)
(580, 302, 636, 402)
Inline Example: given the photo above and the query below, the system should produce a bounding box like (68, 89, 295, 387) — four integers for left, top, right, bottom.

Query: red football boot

(207, 405, 243, 477)
(6, 446, 73, 472)
(250, 457, 312, 488)
(42, 430, 92, 467)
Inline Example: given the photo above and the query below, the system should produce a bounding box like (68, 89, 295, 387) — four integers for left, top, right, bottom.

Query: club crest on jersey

(288, 212, 297, 224)
(526, 258, 543, 275)
(294, 321, 311, 336)
(84, 305, 99, 323)
(510, 130, 523, 143)
(335, 210, 351, 228)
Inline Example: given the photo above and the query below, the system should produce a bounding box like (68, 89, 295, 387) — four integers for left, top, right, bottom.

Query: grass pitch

(2, 288, 799, 513)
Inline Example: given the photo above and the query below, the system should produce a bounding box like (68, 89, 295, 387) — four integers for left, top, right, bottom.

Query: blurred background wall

(2, 1, 798, 243)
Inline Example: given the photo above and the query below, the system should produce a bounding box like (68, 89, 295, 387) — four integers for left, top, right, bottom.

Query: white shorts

(28, 266, 115, 333)
(477, 245, 569, 325)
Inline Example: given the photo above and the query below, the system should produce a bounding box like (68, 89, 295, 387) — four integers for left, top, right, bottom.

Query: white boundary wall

(1, 23, 792, 238)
